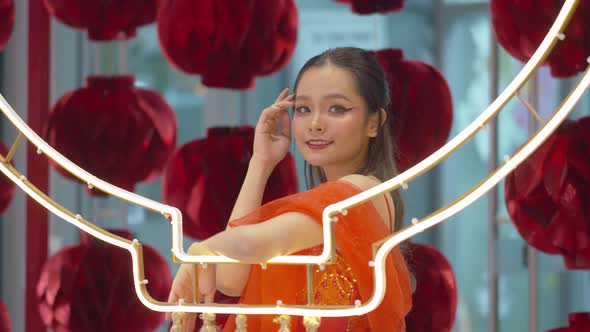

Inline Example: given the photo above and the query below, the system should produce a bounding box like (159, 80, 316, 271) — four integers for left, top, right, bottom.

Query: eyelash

(293, 105, 352, 114)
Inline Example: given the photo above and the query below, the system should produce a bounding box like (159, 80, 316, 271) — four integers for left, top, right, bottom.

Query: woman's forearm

(228, 158, 274, 221)
(188, 225, 264, 297)
(216, 158, 274, 296)
(189, 211, 324, 263)
(188, 227, 258, 262)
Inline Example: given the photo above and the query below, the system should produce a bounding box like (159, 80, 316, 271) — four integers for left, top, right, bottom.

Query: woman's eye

(294, 106, 310, 113)
(329, 105, 351, 113)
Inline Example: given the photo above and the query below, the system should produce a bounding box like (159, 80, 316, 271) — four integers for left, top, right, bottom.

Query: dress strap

(384, 194, 394, 233)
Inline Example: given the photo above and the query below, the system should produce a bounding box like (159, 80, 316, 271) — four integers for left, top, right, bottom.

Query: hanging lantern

(157, 0, 298, 90)
(46, 75, 177, 195)
(0, 0, 14, 52)
(505, 117, 590, 269)
(334, 0, 403, 15)
(405, 242, 457, 332)
(37, 229, 172, 332)
(491, 0, 590, 78)
(43, 0, 157, 41)
(0, 140, 15, 215)
(373, 49, 453, 172)
(547, 312, 590, 332)
(162, 126, 298, 240)
(0, 300, 10, 332)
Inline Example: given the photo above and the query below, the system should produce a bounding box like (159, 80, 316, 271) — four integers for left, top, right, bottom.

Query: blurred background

(1, 0, 589, 331)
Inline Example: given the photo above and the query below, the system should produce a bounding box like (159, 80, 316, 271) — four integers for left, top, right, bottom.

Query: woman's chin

(304, 158, 322, 167)
(302, 158, 328, 168)
(300, 149, 338, 168)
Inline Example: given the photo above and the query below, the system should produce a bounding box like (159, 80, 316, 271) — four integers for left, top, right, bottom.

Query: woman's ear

(367, 108, 387, 137)
(379, 108, 388, 126)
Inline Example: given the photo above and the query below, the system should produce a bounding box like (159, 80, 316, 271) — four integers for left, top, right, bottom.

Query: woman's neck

(322, 160, 367, 181)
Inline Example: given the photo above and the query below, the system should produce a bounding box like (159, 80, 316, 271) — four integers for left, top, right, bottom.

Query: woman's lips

(306, 139, 333, 150)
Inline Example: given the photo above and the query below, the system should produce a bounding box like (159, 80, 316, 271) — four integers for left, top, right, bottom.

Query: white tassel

(273, 314, 291, 332)
(170, 312, 185, 332)
(199, 312, 217, 332)
(235, 314, 248, 332)
(303, 316, 321, 332)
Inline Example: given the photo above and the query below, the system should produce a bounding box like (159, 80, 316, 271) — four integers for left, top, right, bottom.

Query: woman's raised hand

(252, 88, 294, 168)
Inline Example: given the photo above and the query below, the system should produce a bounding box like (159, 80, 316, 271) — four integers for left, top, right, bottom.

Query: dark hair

(293, 47, 405, 231)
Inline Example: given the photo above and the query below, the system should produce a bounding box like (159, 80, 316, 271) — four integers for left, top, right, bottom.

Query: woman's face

(292, 63, 377, 175)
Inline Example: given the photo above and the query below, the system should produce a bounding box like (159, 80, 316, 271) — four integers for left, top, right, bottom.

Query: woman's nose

(310, 112, 324, 132)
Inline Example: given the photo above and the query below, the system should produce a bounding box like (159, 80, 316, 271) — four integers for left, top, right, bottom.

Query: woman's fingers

(279, 109, 291, 137)
(269, 101, 294, 121)
(197, 264, 217, 302)
(166, 262, 218, 327)
(271, 93, 294, 112)
(166, 264, 195, 320)
(265, 97, 294, 119)
(258, 100, 294, 133)
(270, 97, 294, 113)
(274, 87, 290, 104)
(268, 88, 295, 127)
(165, 293, 176, 320)
(185, 314, 197, 332)
(203, 290, 216, 303)
(283, 93, 295, 104)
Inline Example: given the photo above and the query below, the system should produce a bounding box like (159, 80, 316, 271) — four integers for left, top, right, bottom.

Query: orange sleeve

(224, 181, 412, 331)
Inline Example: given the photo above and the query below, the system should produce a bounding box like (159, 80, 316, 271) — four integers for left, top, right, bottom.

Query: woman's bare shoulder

(338, 174, 382, 191)
(339, 174, 394, 231)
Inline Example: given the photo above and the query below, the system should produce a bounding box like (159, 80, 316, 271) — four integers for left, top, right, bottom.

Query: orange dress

(222, 181, 412, 331)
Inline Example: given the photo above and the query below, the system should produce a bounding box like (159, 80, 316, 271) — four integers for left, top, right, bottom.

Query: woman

(168, 47, 413, 331)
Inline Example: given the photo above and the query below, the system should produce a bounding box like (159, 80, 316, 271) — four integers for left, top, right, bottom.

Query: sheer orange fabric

(222, 181, 412, 331)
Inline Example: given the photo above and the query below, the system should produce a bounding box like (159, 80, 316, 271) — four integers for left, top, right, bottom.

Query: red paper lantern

(162, 126, 298, 240)
(0, 300, 10, 332)
(37, 229, 172, 332)
(157, 0, 298, 90)
(46, 75, 177, 195)
(334, 0, 403, 15)
(0, 140, 15, 215)
(43, 0, 157, 41)
(547, 312, 590, 332)
(405, 242, 457, 332)
(373, 49, 453, 172)
(491, 0, 590, 78)
(0, 0, 14, 52)
(505, 117, 590, 269)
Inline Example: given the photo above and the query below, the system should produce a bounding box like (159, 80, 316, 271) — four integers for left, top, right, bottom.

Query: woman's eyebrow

(294, 95, 309, 101)
(323, 93, 352, 102)
(294, 94, 351, 102)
